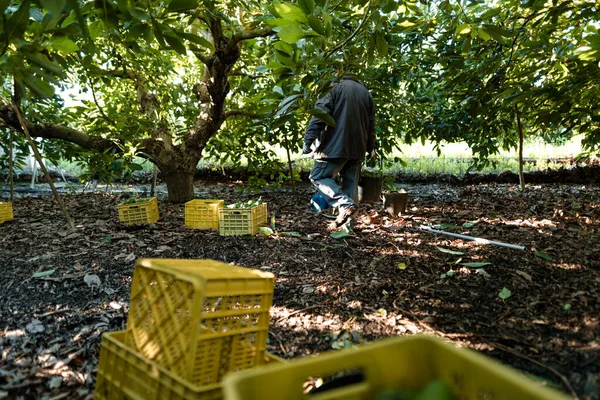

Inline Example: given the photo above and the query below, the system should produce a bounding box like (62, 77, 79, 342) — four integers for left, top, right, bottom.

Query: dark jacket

(303, 76, 375, 160)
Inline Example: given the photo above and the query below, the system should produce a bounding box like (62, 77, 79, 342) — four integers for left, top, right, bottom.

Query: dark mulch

(1, 181, 598, 399)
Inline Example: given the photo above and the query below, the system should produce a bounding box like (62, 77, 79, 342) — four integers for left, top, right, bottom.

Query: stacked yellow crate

(94, 258, 277, 400)
(117, 197, 159, 225)
(0, 202, 13, 224)
(185, 199, 224, 229)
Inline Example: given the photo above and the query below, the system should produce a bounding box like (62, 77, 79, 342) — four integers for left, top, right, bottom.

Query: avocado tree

(0, 0, 409, 202)
(2, 0, 598, 204)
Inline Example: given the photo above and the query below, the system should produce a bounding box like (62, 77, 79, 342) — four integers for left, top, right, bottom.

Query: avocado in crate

(219, 200, 268, 236)
(94, 330, 285, 400)
(127, 258, 275, 386)
(0, 202, 13, 224)
(117, 197, 159, 225)
(185, 199, 224, 229)
(223, 335, 570, 400)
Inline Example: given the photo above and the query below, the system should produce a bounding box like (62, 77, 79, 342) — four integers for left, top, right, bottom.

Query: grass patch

(52, 137, 583, 180)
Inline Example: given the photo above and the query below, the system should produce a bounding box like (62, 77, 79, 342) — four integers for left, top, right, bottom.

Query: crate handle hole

(306, 369, 365, 395)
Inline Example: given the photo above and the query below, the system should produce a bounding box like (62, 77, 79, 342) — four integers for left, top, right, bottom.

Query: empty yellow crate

(223, 335, 570, 400)
(118, 197, 159, 225)
(127, 258, 275, 386)
(0, 202, 13, 224)
(219, 203, 267, 236)
(94, 330, 284, 400)
(185, 199, 224, 229)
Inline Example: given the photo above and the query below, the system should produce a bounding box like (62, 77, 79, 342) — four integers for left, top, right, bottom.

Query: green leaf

(456, 23, 471, 36)
(273, 3, 307, 24)
(462, 221, 477, 228)
(177, 32, 214, 50)
(50, 37, 79, 53)
(271, 215, 276, 230)
(32, 269, 56, 278)
(280, 231, 302, 237)
(297, 0, 315, 15)
(167, 0, 198, 12)
(397, 262, 407, 270)
(5, 0, 30, 39)
(164, 33, 187, 55)
(103, 235, 112, 243)
(498, 287, 512, 300)
(330, 230, 351, 239)
(89, 19, 105, 39)
(534, 251, 553, 261)
(41, 0, 66, 17)
(375, 32, 388, 57)
(128, 163, 143, 171)
(24, 53, 65, 77)
(278, 24, 304, 44)
(460, 262, 491, 268)
(436, 247, 465, 255)
(259, 226, 274, 236)
(434, 223, 457, 231)
(307, 15, 325, 35)
(478, 28, 491, 41)
(128, 7, 151, 21)
(307, 108, 336, 127)
(19, 74, 55, 98)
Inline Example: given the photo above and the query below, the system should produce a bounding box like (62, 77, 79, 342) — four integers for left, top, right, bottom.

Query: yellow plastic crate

(0, 202, 13, 224)
(118, 197, 159, 225)
(127, 258, 275, 387)
(219, 203, 268, 236)
(223, 335, 570, 400)
(94, 330, 284, 400)
(185, 199, 224, 229)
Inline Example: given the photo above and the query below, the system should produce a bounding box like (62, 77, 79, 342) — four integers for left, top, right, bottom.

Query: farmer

(302, 74, 376, 227)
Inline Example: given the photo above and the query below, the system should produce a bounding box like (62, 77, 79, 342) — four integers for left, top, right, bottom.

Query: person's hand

(302, 142, 313, 154)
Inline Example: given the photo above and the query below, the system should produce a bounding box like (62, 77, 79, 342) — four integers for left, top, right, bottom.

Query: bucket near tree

(383, 191, 408, 216)
(358, 176, 383, 204)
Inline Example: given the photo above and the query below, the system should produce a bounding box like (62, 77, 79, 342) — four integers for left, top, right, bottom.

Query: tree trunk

(162, 170, 195, 203)
(515, 105, 525, 191)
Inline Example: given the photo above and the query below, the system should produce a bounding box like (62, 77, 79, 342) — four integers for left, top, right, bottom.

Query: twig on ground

(269, 330, 289, 355)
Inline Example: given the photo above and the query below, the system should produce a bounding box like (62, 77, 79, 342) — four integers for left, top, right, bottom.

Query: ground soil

(0, 180, 599, 399)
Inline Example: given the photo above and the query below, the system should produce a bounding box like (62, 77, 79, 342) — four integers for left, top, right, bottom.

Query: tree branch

(223, 110, 264, 120)
(0, 103, 121, 153)
(324, 3, 372, 60)
(192, 50, 212, 65)
(230, 27, 275, 49)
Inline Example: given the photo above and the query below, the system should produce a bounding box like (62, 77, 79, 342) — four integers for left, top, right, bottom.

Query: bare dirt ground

(0, 180, 599, 399)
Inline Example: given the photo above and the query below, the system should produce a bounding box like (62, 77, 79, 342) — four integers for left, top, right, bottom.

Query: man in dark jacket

(302, 75, 375, 227)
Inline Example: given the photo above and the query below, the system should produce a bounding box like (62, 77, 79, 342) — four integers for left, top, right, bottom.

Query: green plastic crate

(94, 330, 284, 400)
(185, 199, 224, 229)
(118, 197, 159, 225)
(223, 335, 570, 400)
(127, 259, 275, 387)
(0, 202, 13, 224)
(219, 203, 267, 236)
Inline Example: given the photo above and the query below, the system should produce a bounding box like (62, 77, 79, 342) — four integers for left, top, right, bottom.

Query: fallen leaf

(436, 247, 465, 255)
(32, 269, 56, 278)
(515, 270, 533, 282)
(84, 274, 101, 287)
(26, 319, 45, 334)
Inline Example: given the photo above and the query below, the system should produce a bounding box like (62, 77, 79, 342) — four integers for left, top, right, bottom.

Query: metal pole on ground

(419, 225, 527, 251)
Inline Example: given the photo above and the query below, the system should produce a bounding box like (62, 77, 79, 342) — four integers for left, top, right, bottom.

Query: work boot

(335, 204, 358, 227)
